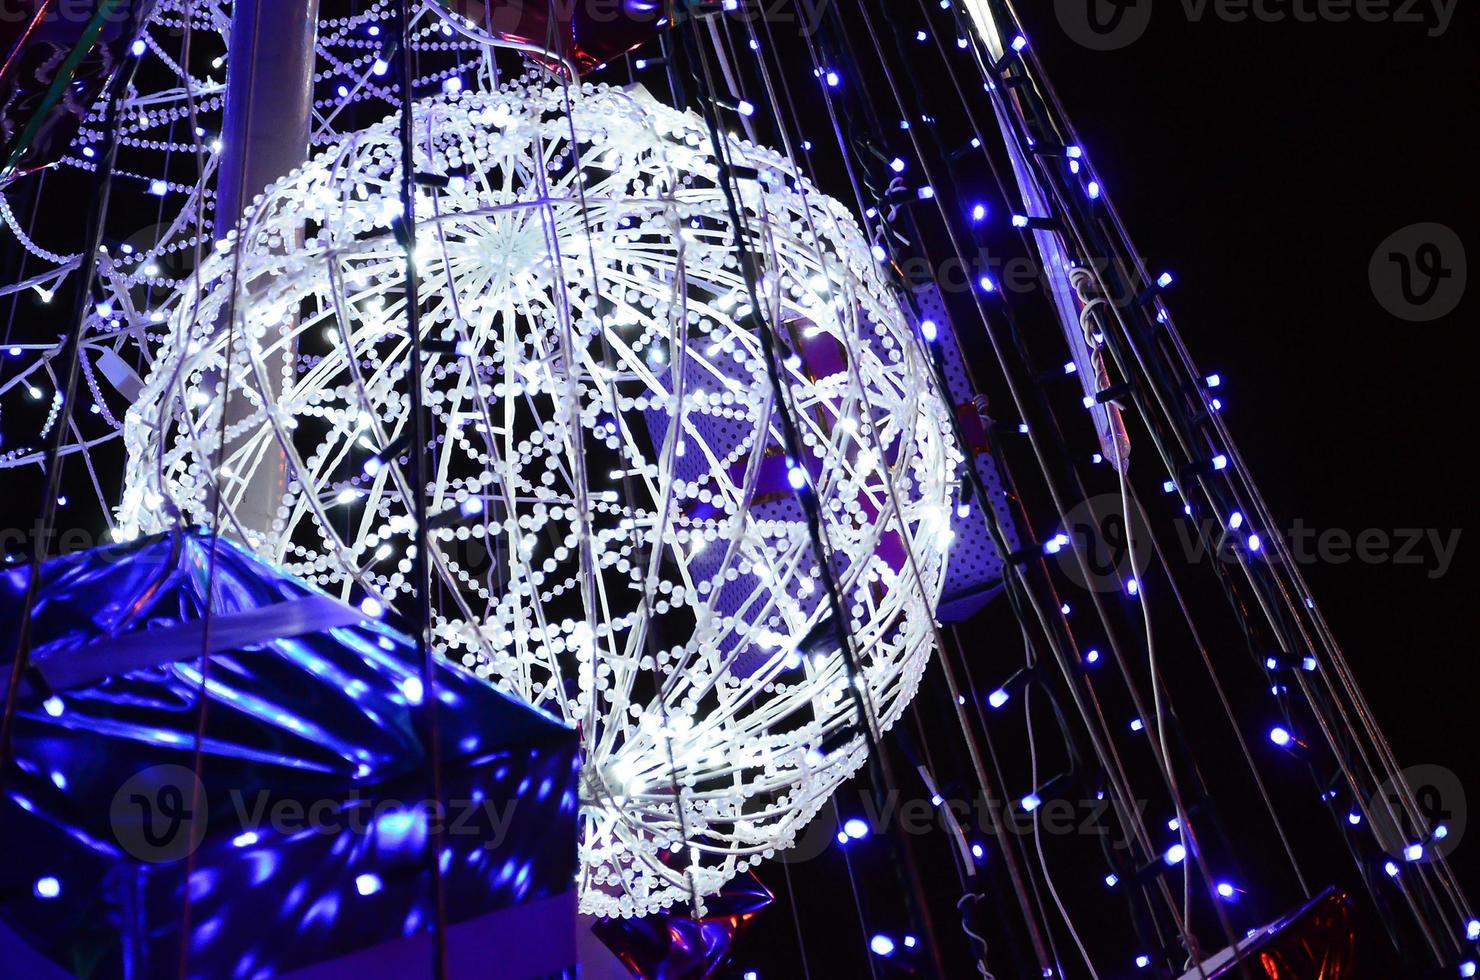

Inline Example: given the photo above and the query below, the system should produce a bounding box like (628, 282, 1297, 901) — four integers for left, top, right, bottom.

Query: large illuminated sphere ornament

(120, 76, 959, 917)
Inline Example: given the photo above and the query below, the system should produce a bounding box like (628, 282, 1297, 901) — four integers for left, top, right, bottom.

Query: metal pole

(213, 0, 321, 536)
(216, 0, 321, 236)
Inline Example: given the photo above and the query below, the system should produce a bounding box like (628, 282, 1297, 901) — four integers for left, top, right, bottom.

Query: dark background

(732, 1, 1477, 976)
(1014, 0, 1477, 875)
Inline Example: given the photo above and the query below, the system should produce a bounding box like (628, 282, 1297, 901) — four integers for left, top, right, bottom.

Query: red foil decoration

(2, 1, 155, 185)
(1184, 887, 1394, 979)
(432, 0, 667, 75)
(592, 873, 774, 979)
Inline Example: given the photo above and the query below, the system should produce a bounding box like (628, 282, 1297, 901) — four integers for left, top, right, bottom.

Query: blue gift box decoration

(0, 530, 579, 979)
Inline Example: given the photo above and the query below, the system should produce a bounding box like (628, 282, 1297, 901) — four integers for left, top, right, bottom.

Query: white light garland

(120, 76, 959, 917)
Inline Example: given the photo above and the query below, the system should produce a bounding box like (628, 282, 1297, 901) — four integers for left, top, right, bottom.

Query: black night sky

(734, 1, 1478, 976)
(1011, 0, 1478, 881)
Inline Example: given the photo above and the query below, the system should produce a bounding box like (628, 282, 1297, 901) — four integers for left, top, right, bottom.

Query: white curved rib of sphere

(119, 76, 958, 917)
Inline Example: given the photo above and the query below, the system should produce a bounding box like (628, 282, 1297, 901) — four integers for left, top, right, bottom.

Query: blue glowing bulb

(988, 689, 1009, 709)
(920, 319, 938, 341)
(1021, 793, 1042, 812)
(1105, 873, 1119, 887)
(972, 203, 988, 222)
(1085, 649, 1101, 665)
(1156, 271, 1174, 288)
(1126, 578, 1140, 597)
(1087, 181, 1101, 199)
(1011, 214, 1029, 228)
(971, 843, 985, 859)
(1247, 534, 1262, 553)
(1130, 718, 1145, 732)
(870, 935, 896, 957)
(1011, 35, 1028, 51)
(355, 873, 383, 896)
(1348, 811, 1362, 825)
(890, 157, 906, 173)
(1229, 511, 1244, 530)
(1216, 881, 1238, 900)
(1460, 961, 1476, 978)
(737, 100, 755, 117)
(1404, 843, 1424, 862)
(1136, 955, 1151, 968)
(1384, 861, 1400, 877)
(787, 465, 807, 491)
(1211, 454, 1229, 471)
(825, 71, 840, 87)
(979, 275, 996, 293)
(843, 817, 870, 840)
(1205, 373, 1222, 388)
(1269, 727, 1292, 747)
(1466, 919, 1479, 941)
(131, 38, 146, 57)
(34, 877, 60, 900)
(1164, 843, 1187, 866)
